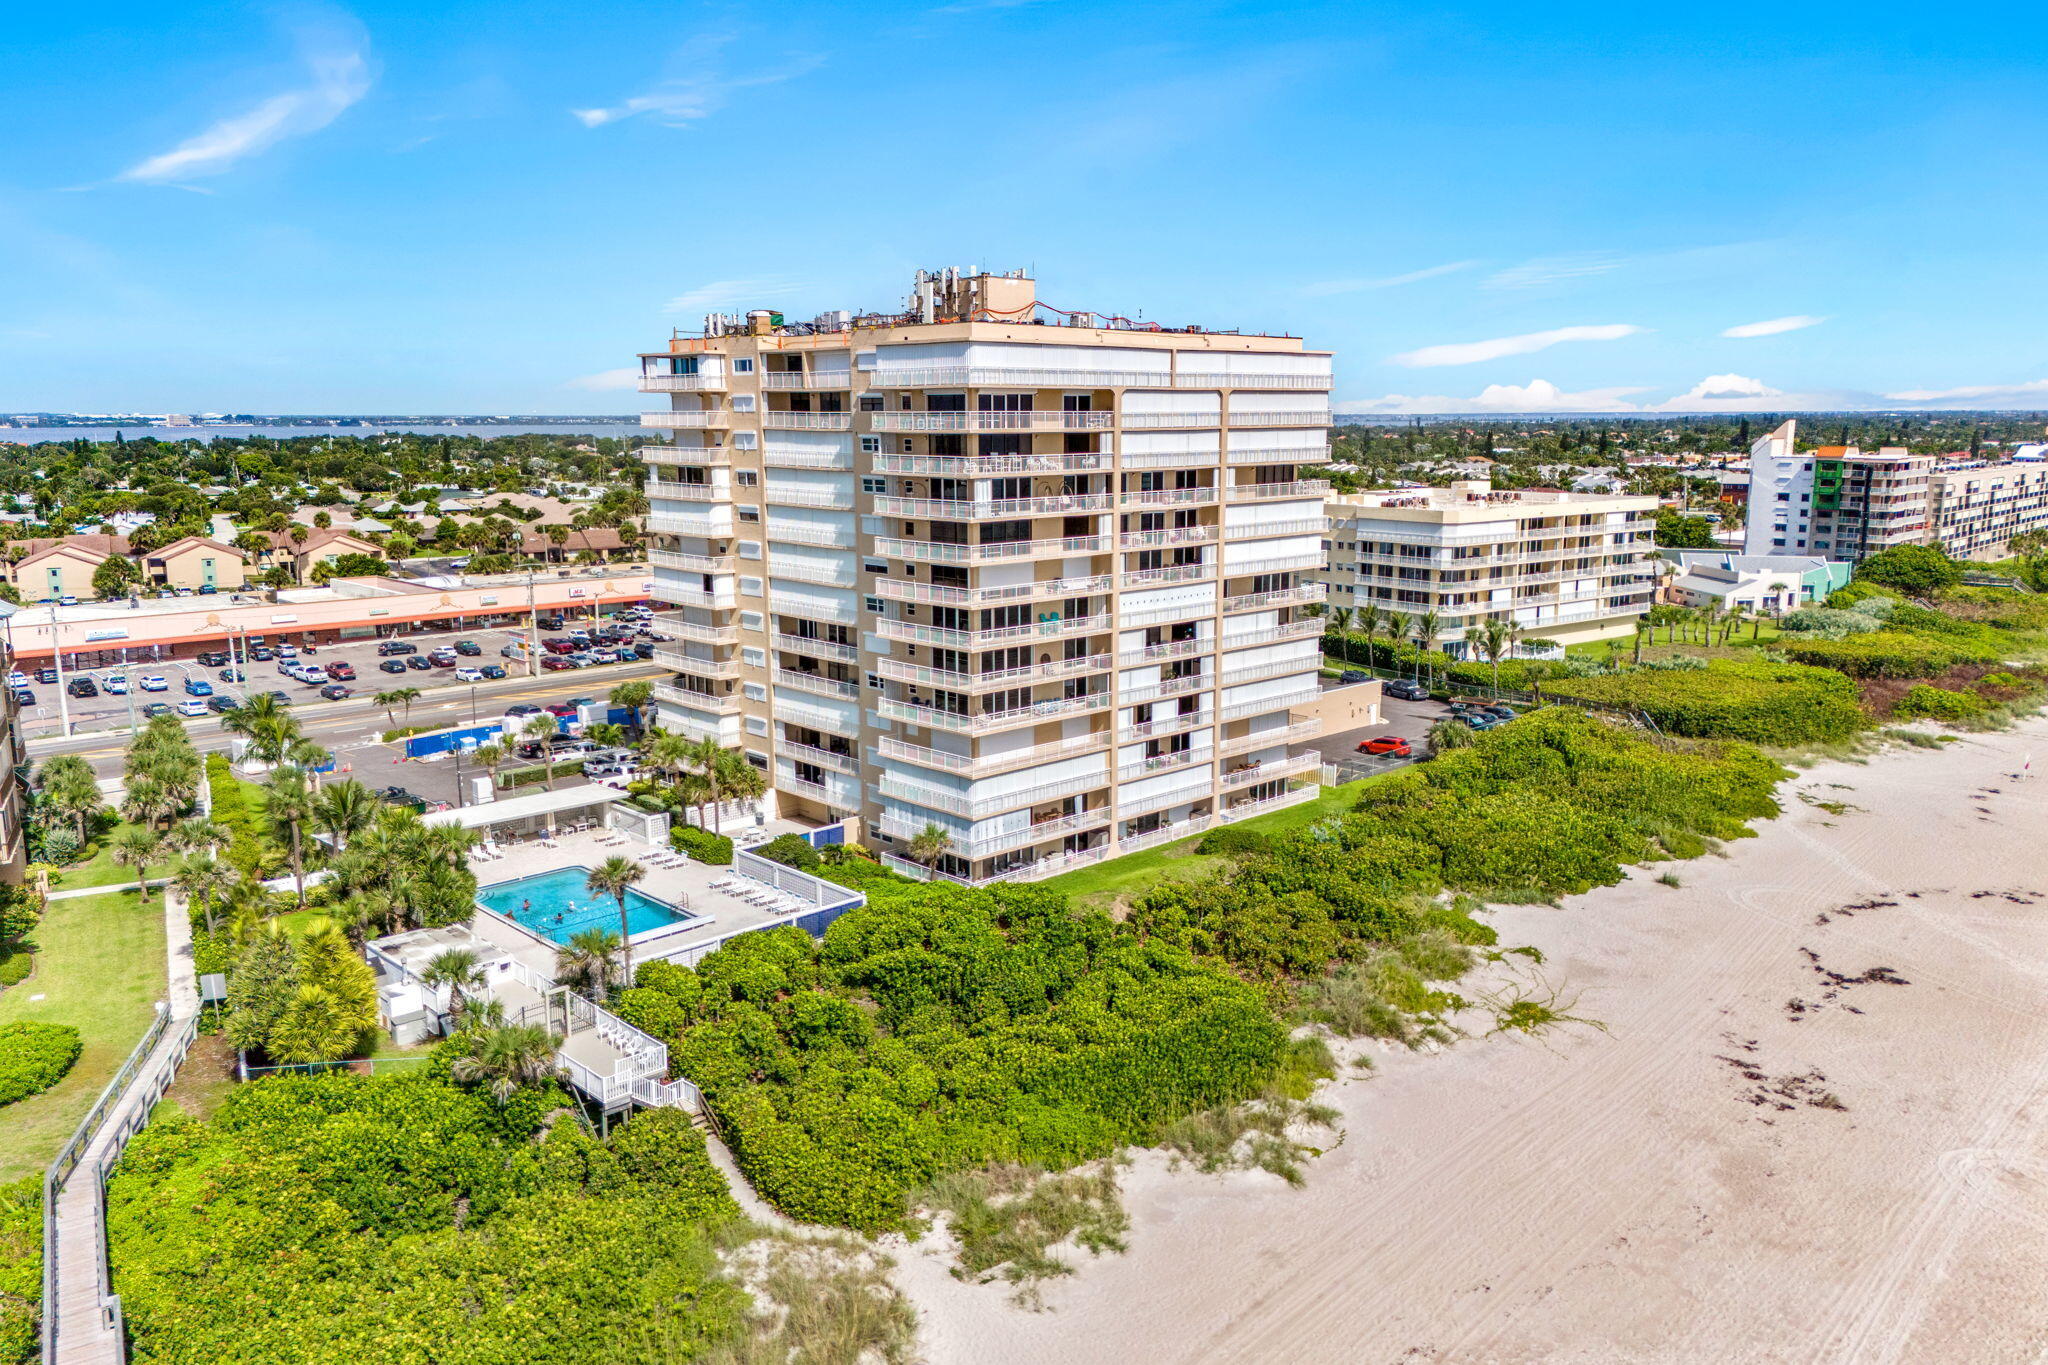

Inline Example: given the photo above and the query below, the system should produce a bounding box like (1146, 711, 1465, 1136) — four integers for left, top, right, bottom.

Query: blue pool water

(478, 867, 693, 944)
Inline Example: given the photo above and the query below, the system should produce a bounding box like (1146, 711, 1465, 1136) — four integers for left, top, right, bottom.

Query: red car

(1358, 736, 1412, 757)
(540, 655, 575, 670)
(324, 662, 356, 681)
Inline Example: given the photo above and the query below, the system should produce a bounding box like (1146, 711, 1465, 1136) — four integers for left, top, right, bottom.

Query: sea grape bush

(1542, 660, 1865, 746)
(0, 1023, 81, 1108)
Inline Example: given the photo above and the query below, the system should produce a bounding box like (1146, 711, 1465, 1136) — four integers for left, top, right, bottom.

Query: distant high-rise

(637, 270, 1332, 884)
(1742, 419, 1932, 563)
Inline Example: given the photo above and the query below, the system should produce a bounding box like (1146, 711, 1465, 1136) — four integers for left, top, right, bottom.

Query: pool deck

(467, 827, 840, 967)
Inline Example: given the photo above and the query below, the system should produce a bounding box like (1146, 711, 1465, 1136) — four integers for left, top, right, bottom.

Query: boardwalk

(42, 891, 198, 1365)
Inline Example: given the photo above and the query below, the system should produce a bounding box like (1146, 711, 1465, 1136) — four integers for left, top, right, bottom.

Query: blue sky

(5, 0, 2047, 415)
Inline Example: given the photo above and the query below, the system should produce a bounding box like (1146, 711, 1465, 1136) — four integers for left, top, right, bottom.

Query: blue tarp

(404, 722, 504, 759)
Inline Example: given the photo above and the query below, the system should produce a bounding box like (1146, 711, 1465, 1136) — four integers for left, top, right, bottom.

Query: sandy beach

(895, 717, 2048, 1364)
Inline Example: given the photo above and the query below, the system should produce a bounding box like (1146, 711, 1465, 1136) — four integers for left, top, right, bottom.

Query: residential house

(142, 536, 250, 592)
(1657, 550, 1850, 614)
(257, 528, 386, 580)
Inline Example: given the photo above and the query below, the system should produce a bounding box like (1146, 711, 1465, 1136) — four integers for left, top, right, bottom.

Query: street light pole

(525, 572, 540, 679)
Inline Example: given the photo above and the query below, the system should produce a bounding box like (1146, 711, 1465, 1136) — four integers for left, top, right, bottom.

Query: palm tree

(684, 737, 732, 830)
(471, 741, 508, 793)
(1427, 718, 1478, 753)
(313, 779, 379, 853)
(1354, 602, 1384, 666)
(267, 984, 359, 1065)
(108, 826, 161, 902)
(451, 1024, 560, 1106)
(908, 822, 953, 873)
(120, 775, 183, 832)
(171, 856, 236, 934)
(521, 715, 561, 790)
(1325, 605, 1353, 664)
(263, 769, 317, 908)
(375, 687, 422, 731)
(708, 748, 757, 834)
(555, 926, 621, 997)
(1413, 609, 1443, 690)
(675, 771, 714, 830)
(609, 679, 653, 734)
(1475, 618, 1514, 698)
(37, 755, 103, 843)
(585, 857, 647, 989)
(585, 721, 628, 750)
(420, 947, 487, 1023)
(284, 738, 333, 789)
(644, 729, 693, 790)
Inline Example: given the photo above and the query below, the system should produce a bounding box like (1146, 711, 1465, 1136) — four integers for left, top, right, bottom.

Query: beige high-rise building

(1323, 482, 1658, 649)
(637, 270, 1333, 885)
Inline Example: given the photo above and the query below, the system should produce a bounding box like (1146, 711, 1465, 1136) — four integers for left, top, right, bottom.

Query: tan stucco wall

(155, 548, 249, 591)
(1292, 679, 1382, 731)
(11, 556, 102, 601)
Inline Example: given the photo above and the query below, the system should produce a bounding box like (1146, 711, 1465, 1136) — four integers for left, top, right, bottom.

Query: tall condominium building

(1930, 455, 2048, 559)
(1322, 481, 1657, 650)
(1743, 420, 1932, 563)
(637, 270, 1332, 885)
(0, 603, 23, 881)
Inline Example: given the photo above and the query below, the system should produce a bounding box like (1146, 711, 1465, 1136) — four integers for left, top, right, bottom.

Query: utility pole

(525, 572, 540, 679)
(48, 616, 70, 737)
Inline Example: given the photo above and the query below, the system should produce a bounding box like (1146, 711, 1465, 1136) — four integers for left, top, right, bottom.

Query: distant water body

(0, 422, 640, 445)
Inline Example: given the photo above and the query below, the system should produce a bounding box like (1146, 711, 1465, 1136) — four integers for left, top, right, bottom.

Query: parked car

(405, 656, 432, 671)
(67, 677, 98, 698)
(276, 645, 298, 660)
(319, 683, 353, 700)
(377, 640, 418, 656)
(265, 691, 294, 705)
(196, 584, 217, 595)
(455, 667, 484, 682)
(1383, 678, 1430, 701)
(540, 656, 574, 671)
(103, 675, 128, 695)
(1338, 670, 1371, 684)
(429, 654, 456, 669)
(249, 646, 275, 662)
(537, 616, 565, 631)
(481, 664, 508, 680)
(206, 695, 240, 714)
(453, 640, 481, 657)
(183, 678, 214, 696)
(35, 667, 56, 684)
(138, 674, 169, 692)
(632, 642, 655, 659)
(11, 689, 33, 708)
(1461, 714, 1503, 731)
(584, 758, 638, 778)
(57, 595, 77, 606)
(323, 662, 354, 681)
(218, 667, 246, 682)
(142, 701, 171, 718)
(378, 786, 427, 810)
(379, 658, 408, 674)
(542, 639, 577, 655)
(1358, 736, 1412, 757)
(176, 699, 208, 717)
(544, 702, 579, 718)
(196, 651, 230, 667)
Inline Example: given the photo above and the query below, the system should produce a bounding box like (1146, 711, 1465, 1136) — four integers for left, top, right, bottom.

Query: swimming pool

(478, 867, 695, 945)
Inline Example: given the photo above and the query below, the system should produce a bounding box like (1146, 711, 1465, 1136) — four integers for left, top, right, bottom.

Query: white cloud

(1647, 373, 1790, 411)
(1883, 379, 2048, 405)
(566, 367, 640, 391)
(1722, 314, 1826, 339)
(1483, 252, 1626, 291)
(572, 39, 823, 128)
(663, 278, 805, 314)
(1390, 323, 1645, 368)
(1337, 379, 1649, 415)
(1300, 261, 1477, 296)
(119, 27, 372, 183)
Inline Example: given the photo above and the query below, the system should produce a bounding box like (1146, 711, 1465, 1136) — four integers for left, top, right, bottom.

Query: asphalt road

(25, 662, 669, 781)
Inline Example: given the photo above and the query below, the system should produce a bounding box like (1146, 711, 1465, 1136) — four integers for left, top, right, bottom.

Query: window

(745, 715, 768, 735)
(742, 647, 766, 667)
(861, 476, 887, 494)
(858, 395, 883, 412)
(865, 596, 883, 614)
(740, 611, 764, 629)
(740, 576, 763, 596)
(743, 682, 766, 700)
(860, 436, 881, 453)
(735, 357, 755, 372)
(736, 470, 759, 486)
(864, 559, 886, 574)
(738, 540, 761, 558)
(738, 508, 760, 522)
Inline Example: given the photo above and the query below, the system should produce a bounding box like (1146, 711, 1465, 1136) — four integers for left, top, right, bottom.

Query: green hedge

(0, 948, 31, 990)
(753, 833, 820, 871)
(1321, 631, 1571, 693)
(1543, 660, 1865, 745)
(1937, 586, 2048, 631)
(669, 825, 732, 865)
(0, 1177, 40, 1364)
(499, 761, 585, 791)
(1892, 684, 1990, 721)
(0, 1022, 82, 1107)
(1778, 631, 1999, 679)
(205, 754, 257, 841)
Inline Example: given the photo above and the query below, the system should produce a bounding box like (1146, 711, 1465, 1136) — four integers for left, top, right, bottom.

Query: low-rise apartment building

(1658, 550, 1850, 614)
(1322, 481, 1657, 650)
(1931, 458, 2048, 559)
(638, 268, 1332, 886)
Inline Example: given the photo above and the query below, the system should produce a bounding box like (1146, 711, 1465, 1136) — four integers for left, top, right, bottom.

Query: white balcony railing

(1173, 372, 1333, 391)
(1120, 563, 1214, 589)
(648, 512, 735, 537)
(877, 809, 1109, 859)
(773, 668, 861, 700)
(763, 487, 854, 510)
(870, 574, 1110, 609)
(761, 371, 853, 390)
(877, 691, 1111, 734)
(1219, 619, 1324, 650)
(1219, 718, 1323, 755)
(773, 737, 860, 773)
(1225, 518, 1330, 539)
(1116, 749, 1209, 782)
(1119, 673, 1212, 707)
(870, 410, 1115, 433)
(1118, 526, 1217, 550)
(648, 548, 732, 574)
(766, 558, 856, 588)
(872, 493, 1113, 519)
(1224, 479, 1332, 501)
(763, 521, 851, 548)
(876, 730, 1111, 778)
(656, 620, 740, 645)
(878, 771, 1109, 822)
(652, 585, 737, 610)
(872, 452, 1109, 476)
(646, 480, 726, 502)
(874, 613, 1109, 650)
(768, 593, 857, 623)
(877, 653, 1110, 692)
(1120, 487, 1217, 508)
(868, 365, 1164, 389)
(1219, 688, 1320, 720)
(653, 682, 742, 714)
(652, 648, 742, 680)
(1222, 583, 1326, 613)
(1219, 752, 1322, 787)
(641, 445, 730, 467)
(1117, 636, 1208, 665)
(1118, 412, 1223, 429)
(1227, 411, 1333, 428)
(762, 447, 854, 470)
(762, 411, 853, 430)
(873, 534, 1109, 564)
(640, 373, 727, 392)
(1224, 784, 1322, 818)
(640, 410, 732, 429)
(1228, 445, 1329, 464)
(772, 632, 859, 662)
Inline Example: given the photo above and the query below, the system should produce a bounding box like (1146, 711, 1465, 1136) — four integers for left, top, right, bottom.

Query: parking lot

(10, 606, 671, 738)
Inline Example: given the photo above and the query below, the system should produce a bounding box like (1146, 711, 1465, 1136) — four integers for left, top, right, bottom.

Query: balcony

(1172, 371, 1333, 391)
(648, 511, 735, 538)
(1224, 784, 1322, 819)
(656, 619, 741, 645)
(1118, 412, 1221, 429)
(764, 521, 851, 548)
(877, 653, 1110, 692)
(878, 771, 1109, 822)
(776, 774, 860, 811)
(1120, 487, 1217, 508)
(873, 534, 1110, 564)
(877, 691, 1111, 735)
(648, 548, 732, 574)
(652, 584, 736, 610)
(1219, 619, 1323, 650)
(641, 411, 732, 430)
(768, 593, 857, 624)
(1117, 814, 1214, 853)
(873, 452, 1109, 476)
(1116, 775, 1215, 817)
(1120, 673, 1212, 706)
(761, 371, 852, 390)
(875, 613, 1109, 650)
(1227, 444, 1329, 464)
(869, 411, 1114, 433)
(653, 682, 742, 714)
(1227, 411, 1332, 428)
(1220, 718, 1323, 756)
(876, 730, 1111, 779)
(1118, 526, 1218, 550)
(1215, 656, 1318, 687)
(1119, 563, 1214, 589)
(641, 445, 730, 467)
(1123, 709, 1213, 741)
(645, 480, 726, 502)
(1226, 518, 1329, 539)
(868, 365, 1162, 388)
(762, 447, 854, 470)
(766, 557, 856, 588)
(641, 373, 726, 392)
(871, 493, 1112, 519)
(1116, 749, 1208, 782)
(1121, 448, 1223, 469)
(772, 633, 859, 663)
(1117, 636, 1208, 665)
(879, 809, 1110, 860)
(1225, 479, 1331, 502)
(652, 648, 741, 680)
(1222, 583, 1326, 613)
(763, 411, 853, 431)
(774, 737, 859, 774)
(763, 487, 854, 510)
(870, 573, 1111, 608)
(1220, 688, 1319, 720)
(774, 669, 861, 700)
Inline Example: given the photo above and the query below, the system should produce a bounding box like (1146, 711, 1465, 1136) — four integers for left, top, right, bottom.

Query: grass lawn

(47, 822, 151, 891)
(0, 888, 166, 1182)
(1040, 779, 1381, 912)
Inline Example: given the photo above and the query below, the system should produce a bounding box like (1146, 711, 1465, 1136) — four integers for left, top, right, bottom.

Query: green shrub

(1937, 585, 2048, 631)
(0, 1022, 81, 1106)
(31, 826, 81, 865)
(1826, 582, 1898, 615)
(1544, 659, 1865, 745)
(0, 948, 32, 989)
(499, 761, 584, 791)
(1854, 544, 1964, 595)
(670, 824, 732, 865)
(1195, 826, 1273, 856)
(754, 833, 821, 871)
(1779, 607, 1882, 639)
(1891, 684, 1990, 722)
(1778, 631, 1998, 679)
(0, 1177, 40, 1364)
